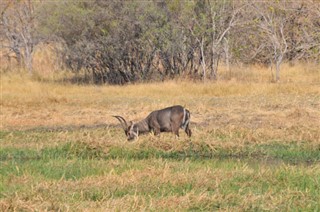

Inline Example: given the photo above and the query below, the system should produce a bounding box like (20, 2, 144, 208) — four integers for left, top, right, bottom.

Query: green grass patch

(1, 129, 320, 211)
(1, 139, 319, 164)
(256, 142, 320, 164)
(1, 159, 107, 180)
(0, 142, 106, 162)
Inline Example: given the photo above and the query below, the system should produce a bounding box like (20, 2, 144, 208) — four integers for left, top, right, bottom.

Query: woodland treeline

(1, 0, 319, 84)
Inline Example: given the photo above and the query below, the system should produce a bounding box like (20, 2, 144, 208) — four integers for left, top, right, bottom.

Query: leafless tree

(208, 1, 243, 80)
(0, 0, 36, 73)
(252, 1, 290, 82)
(186, 1, 243, 81)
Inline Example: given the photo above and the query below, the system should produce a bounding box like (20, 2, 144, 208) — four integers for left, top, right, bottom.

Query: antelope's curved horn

(113, 115, 128, 130)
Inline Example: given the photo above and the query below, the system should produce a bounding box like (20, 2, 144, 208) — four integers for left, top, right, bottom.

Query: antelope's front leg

(151, 121, 161, 136)
(153, 127, 161, 136)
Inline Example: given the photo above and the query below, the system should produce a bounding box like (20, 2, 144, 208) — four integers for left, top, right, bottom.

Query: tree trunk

(224, 37, 230, 77)
(274, 52, 284, 82)
(24, 48, 33, 74)
(200, 38, 206, 82)
(275, 58, 281, 82)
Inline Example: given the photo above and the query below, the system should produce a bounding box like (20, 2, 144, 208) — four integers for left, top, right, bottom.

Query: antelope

(113, 105, 192, 141)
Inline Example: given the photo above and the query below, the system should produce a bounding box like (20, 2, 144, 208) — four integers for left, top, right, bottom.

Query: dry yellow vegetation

(1, 63, 319, 143)
(1, 64, 320, 211)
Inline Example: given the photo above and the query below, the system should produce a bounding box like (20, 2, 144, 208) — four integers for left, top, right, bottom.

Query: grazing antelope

(113, 105, 192, 141)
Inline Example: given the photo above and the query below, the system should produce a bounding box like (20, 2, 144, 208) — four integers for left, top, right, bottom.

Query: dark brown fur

(113, 105, 191, 140)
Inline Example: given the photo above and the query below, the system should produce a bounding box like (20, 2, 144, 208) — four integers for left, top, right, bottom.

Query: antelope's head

(113, 116, 139, 141)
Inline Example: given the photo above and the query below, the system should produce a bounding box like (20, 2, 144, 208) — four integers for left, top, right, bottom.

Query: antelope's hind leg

(185, 124, 192, 137)
(174, 129, 180, 138)
(172, 123, 180, 138)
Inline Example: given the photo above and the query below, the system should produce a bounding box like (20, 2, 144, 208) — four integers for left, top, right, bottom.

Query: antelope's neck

(135, 119, 150, 134)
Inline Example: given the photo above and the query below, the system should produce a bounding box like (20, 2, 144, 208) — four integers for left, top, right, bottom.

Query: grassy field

(1, 65, 320, 211)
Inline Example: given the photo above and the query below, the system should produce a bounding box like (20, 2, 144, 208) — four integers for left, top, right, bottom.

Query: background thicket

(1, 0, 319, 84)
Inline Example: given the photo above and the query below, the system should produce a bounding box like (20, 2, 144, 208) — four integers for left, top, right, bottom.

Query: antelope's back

(159, 105, 184, 120)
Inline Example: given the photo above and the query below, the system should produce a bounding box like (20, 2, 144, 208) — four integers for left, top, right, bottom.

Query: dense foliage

(1, 0, 319, 83)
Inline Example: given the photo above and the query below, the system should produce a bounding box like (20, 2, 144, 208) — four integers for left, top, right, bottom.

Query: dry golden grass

(1, 64, 319, 143)
(1, 63, 320, 211)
